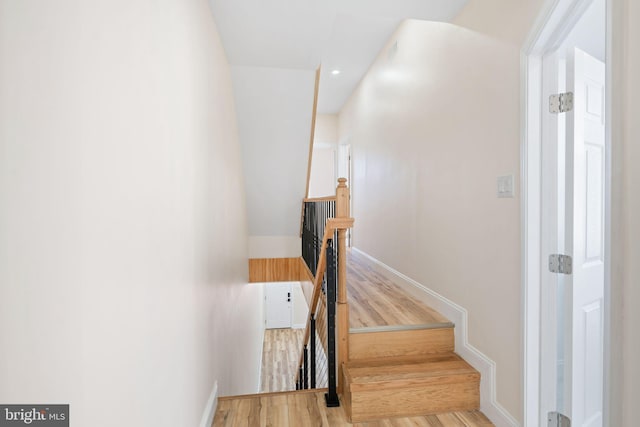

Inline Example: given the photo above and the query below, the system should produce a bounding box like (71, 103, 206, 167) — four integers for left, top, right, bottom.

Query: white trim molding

(199, 381, 219, 427)
(351, 247, 519, 427)
(521, 1, 613, 426)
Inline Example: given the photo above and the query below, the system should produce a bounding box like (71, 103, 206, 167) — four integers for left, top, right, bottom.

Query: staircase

(213, 178, 490, 426)
(342, 326, 480, 422)
(292, 179, 488, 424)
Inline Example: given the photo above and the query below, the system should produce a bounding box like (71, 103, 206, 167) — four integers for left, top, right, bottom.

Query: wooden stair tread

(349, 322, 454, 333)
(342, 353, 481, 422)
(344, 353, 479, 388)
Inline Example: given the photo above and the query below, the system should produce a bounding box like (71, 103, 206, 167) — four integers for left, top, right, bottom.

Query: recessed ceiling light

(331, 69, 341, 75)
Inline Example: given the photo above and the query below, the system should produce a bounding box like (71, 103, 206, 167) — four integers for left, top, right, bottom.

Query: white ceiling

(209, 0, 469, 114)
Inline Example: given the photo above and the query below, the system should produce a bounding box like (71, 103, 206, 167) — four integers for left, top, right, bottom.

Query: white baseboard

(292, 323, 306, 329)
(199, 381, 218, 427)
(351, 248, 520, 427)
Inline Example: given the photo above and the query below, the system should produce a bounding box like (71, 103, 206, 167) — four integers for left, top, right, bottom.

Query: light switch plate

(497, 175, 514, 198)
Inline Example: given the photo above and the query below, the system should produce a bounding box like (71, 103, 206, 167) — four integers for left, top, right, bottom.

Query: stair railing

(295, 178, 353, 407)
(301, 195, 335, 275)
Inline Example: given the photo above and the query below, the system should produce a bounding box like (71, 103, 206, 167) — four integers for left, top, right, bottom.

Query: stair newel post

(335, 177, 350, 394)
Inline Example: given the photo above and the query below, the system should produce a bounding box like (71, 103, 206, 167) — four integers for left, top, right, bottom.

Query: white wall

(308, 147, 336, 198)
(314, 114, 339, 144)
(292, 282, 309, 328)
(309, 114, 339, 198)
(0, 1, 264, 426)
(339, 18, 540, 422)
(453, 0, 544, 46)
(231, 66, 315, 255)
(249, 236, 301, 258)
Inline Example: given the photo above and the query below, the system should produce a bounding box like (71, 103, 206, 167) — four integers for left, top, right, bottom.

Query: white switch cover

(497, 175, 514, 198)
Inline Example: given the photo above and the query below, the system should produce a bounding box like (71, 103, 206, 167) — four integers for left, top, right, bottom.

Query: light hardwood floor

(213, 390, 494, 427)
(260, 328, 305, 393)
(347, 250, 450, 329)
(260, 327, 328, 392)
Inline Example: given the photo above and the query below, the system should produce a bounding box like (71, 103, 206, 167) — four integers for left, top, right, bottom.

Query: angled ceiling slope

(209, 0, 469, 113)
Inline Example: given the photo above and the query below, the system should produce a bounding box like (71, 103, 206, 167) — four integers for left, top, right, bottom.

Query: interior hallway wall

(0, 1, 263, 426)
(309, 114, 339, 198)
(338, 15, 541, 421)
(231, 66, 315, 257)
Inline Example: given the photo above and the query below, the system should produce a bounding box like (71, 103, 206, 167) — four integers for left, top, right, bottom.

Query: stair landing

(347, 249, 450, 329)
(346, 249, 455, 361)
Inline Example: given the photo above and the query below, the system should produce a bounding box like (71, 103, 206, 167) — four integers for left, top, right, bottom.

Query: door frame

(521, 0, 613, 425)
(337, 142, 353, 246)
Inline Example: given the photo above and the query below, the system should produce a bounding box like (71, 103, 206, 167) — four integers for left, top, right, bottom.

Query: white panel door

(564, 47, 605, 427)
(265, 282, 292, 329)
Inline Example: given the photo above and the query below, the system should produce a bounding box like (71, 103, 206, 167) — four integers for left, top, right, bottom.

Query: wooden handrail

(296, 178, 353, 394)
(296, 218, 354, 370)
(304, 67, 321, 199)
(301, 218, 354, 347)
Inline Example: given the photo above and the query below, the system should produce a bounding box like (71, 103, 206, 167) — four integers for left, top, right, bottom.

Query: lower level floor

(213, 390, 494, 426)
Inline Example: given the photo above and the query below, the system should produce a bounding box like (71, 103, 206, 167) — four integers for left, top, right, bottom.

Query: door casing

(521, 0, 613, 426)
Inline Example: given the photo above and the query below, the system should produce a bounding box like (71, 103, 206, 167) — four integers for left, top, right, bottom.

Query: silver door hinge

(549, 254, 573, 274)
(550, 92, 574, 113)
(548, 411, 571, 427)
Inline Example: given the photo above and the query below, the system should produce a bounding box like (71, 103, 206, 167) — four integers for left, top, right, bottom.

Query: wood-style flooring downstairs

(260, 328, 305, 393)
(213, 390, 494, 427)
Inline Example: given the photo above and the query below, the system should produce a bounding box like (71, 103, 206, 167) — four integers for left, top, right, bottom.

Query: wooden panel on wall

(249, 257, 301, 282)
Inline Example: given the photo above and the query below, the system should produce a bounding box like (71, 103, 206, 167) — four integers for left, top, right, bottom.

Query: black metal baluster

(301, 199, 338, 276)
(303, 345, 309, 389)
(310, 316, 316, 389)
(324, 241, 340, 407)
(299, 367, 304, 391)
